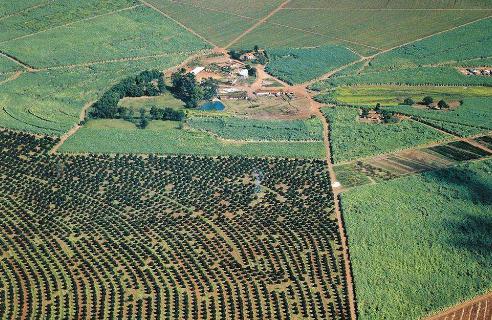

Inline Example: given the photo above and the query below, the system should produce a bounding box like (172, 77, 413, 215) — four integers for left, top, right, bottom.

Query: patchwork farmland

(0, 0, 491, 319)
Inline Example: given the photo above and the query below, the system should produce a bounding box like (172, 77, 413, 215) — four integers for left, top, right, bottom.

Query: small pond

(199, 101, 225, 111)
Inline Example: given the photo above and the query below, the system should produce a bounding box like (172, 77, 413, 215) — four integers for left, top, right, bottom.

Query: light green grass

(342, 159, 492, 320)
(322, 106, 451, 162)
(265, 45, 359, 84)
(60, 119, 326, 158)
(327, 85, 492, 106)
(186, 115, 323, 141)
(119, 93, 185, 110)
(0, 57, 22, 73)
(0, 6, 209, 67)
(0, 0, 47, 17)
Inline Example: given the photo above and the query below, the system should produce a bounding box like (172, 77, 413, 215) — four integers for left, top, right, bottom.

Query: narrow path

(302, 93, 358, 319)
(0, 5, 143, 45)
(303, 57, 367, 87)
(140, 0, 218, 48)
(224, 0, 292, 49)
(0, 71, 22, 85)
(49, 100, 95, 154)
(0, 50, 35, 71)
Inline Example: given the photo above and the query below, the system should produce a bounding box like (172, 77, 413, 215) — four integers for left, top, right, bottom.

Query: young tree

(403, 97, 415, 105)
(200, 78, 219, 101)
(437, 99, 449, 109)
(423, 96, 434, 105)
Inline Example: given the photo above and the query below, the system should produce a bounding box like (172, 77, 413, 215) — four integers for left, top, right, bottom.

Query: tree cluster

(228, 46, 268, 65)
(171, 69, 218, 108)
(90, 70, 166, 119)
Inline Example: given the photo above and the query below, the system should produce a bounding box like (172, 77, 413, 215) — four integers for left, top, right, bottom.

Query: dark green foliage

(150, 106, 185, 121)
(423, 96, 434, 105)
(438, 99, 449, 109)
(171, 69, 218, 108)
(402, 97, 415, 105)
(90, 69, 166, 119)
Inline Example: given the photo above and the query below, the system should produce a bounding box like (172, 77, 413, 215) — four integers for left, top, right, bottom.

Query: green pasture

(343, 159, 492, 319)
(60, 119, 326, 158)
(287, 0, 492, 8)
(186, 115, 323, 141)
(119, 93, 185, 110)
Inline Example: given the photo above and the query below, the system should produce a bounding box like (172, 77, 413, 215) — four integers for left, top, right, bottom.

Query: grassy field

(386, 97, 492, 136)
(0, 6, 209, 68)
(119, 93, 185, 110)
(0, 0, 137, 43)
(0, 0, 47, 17)
(265, 45, 359, 84)
(342, 159, 492, 320)
(325, 85, 492, 106)
(0, 55, 187, 135)
(322, 106, 450, 163)
(186, 115, 323, 141)
(60, 119, 326, 158)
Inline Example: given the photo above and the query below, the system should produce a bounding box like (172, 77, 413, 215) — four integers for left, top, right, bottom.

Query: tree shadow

(423, 166, 492, 257)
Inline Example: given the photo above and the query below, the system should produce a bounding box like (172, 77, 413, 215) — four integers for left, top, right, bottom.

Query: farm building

(191, 66, 204, 75)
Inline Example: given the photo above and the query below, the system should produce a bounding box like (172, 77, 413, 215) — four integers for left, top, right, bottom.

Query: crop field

(387, 97, 492, 136)
(0, 129, 350, 319)
(324, 85, 492, 106)
(0, 6, 209, 68)
(334, 139, 492, 189)
(312, 66, 492, 91)
(0, 0, 138, 43)
(186, 115, 323, 141)
(342, 159, 492, 320)
(286, 0, 492, 9)
(59, 119, 326, 158)
(0, 55, 188, 135)
(369, 18, 492, 70)
(0, 56, 22, 73)
(259, 9, 490, 52)
(321, 106, 450, 163)
(265, 45, 359, 84)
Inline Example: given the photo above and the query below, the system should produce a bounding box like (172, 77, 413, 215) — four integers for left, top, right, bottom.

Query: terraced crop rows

(0, 129, 351, 319)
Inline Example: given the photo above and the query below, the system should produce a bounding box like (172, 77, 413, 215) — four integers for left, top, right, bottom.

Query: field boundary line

(0, 5, 143, 45)
(0, 0, 53, 21)
(425, 291, 492, 320)
(140, 0, 218, 48)
(224, 0, 292, 49)
(0, 50, 36, 71)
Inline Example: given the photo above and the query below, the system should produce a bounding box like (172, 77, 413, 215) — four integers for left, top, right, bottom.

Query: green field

(386, 97, 492, 136)
(343, 159, 492, 319)
(323, 85, 492, 106)
(265, 45, 359, 84)
(0, 55, 187, 135)
(60, 119, 326, 158)
(322, 106, 450, 162)
(186, 115, 323, 141)
(0, 0, 137, 42)
(287, 0, 492, 8)
(0, 56, 22, 73)
(0, 5, 209, 68)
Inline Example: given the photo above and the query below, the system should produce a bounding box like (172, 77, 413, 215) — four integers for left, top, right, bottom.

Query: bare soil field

(426, 292, 492, 320)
